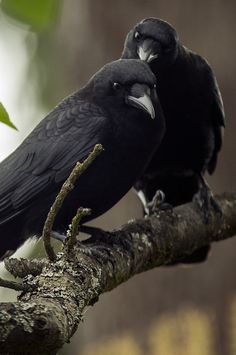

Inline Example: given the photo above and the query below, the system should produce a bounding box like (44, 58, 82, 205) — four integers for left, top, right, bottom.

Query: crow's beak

(138, 39, 158, 63)
(127, 92, 155, 119)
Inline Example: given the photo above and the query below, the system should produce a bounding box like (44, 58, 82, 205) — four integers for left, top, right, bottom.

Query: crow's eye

(113, 82, 122, 91)
(134, 31, 142, 41)
(153, 84, 157, 89)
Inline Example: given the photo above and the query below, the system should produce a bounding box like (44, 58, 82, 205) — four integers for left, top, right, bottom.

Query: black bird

(0, 59, 165, 259)
(122, 18, 225, 263)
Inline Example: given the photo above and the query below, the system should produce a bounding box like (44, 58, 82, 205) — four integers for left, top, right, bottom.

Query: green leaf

(0, 103, 17, 130)
(0, 0, 61, 31)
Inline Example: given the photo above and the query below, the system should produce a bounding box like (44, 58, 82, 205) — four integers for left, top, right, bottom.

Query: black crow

(0, 59, 165, 259)
(122, 18, 225, 263)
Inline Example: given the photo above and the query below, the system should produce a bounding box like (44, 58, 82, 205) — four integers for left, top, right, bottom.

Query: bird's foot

(77, 226, 114, 264)
(52, 226, 109, 250)
(193, 183, 222, 223)
(147, 190, 173, 215)
(79, 225, 108, 242)
(51, 231, 67, 243)
(76, 241, 111, 264)
(51, 229, 111, 263)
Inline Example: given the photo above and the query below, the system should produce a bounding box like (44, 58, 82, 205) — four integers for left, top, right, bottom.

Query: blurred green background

(0, 1, 236, 354)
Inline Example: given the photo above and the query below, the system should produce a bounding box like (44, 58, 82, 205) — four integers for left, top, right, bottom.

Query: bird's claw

(147, 190, 173, 215)
(79, 225, 109, 243)
(51, 231, 67, 243)
(77, 243, 111, 263)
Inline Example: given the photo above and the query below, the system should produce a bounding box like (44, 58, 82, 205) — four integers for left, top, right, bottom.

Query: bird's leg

(136, 190, 150, 215)
(138, 189, 173, 216)
(51, 231, 66, 243)
(148, 189, 173, 213)
(75, 242, 112, 264)
(147, 190, 165, 214)
(51, 226, 107, 242)
(79, 225, 108, 240)
(193, 174, 222, 223)
(71, 226, 112, 263)
(51, 226, 108, 246)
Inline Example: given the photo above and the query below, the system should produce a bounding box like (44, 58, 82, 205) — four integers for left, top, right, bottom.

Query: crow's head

(88, 59, 160, 120)
(122, 18, 179, 68)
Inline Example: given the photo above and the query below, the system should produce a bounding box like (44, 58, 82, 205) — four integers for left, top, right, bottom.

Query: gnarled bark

(0, 192, 235, 354)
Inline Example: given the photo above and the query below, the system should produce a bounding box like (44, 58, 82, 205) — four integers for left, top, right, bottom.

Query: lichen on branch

(0, 192, 235, 354)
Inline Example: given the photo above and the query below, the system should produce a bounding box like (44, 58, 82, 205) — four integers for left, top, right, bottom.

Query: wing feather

(208, 72, 225, 174)
(0, 94, 107, 224)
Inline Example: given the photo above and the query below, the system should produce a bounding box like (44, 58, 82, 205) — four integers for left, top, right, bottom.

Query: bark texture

(0, 192, 235, 354)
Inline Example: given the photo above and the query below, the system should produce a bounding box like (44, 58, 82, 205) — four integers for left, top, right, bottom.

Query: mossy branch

(65, 207, 91, 260)
(0, 192, 235, 354)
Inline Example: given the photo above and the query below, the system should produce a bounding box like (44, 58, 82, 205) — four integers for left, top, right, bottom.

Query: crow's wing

(207, 71, 225, 174)
(186, 51, 225, 174)
(0, 94, 108, 224)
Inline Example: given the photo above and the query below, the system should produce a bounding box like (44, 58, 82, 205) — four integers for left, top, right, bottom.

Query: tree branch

(42, 144, 103, 261)
(0, 192, 235, 354)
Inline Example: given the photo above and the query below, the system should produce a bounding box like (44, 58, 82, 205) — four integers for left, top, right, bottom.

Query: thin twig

(65, 207, 91, 259)
(42, 144, 103, 262)
(0, 277, 30, 292)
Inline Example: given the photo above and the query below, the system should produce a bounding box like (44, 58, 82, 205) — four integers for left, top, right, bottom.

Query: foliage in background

(0, 0, 62, 129)
(0, 0, 61, 32)
(0, 103, 17, 130)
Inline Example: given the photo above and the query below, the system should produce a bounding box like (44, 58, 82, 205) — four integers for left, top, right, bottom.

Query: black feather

(0, 59, 165, 258)
(122, 18, 225, 263)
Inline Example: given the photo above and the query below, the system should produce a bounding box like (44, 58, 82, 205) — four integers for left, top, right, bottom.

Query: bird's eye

(153, 84, 157, 89)
(134, 31, 142, 41)
(113, 82, 122, 91)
